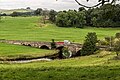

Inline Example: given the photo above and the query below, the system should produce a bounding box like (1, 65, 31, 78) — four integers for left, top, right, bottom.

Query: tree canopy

(55, 3, 120, 28)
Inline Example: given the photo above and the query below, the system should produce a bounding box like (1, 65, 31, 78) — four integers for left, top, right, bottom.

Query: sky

(0, 0, 118, 11)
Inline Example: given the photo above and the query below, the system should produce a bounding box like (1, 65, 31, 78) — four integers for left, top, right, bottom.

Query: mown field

(0, 16, 120, 80)
(0, 42, 55, 60)
(0, 16, 119, 43)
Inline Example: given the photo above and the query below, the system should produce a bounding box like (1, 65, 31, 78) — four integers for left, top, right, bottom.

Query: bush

(113, 39, 120, 56)
(98, 40, 109, 46)
(81, 32, 98, 56)
(115, 33, 120, 38)
(104, 36, 115, 51)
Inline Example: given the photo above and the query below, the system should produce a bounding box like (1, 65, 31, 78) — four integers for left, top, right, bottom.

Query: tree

(1, 13, 7, 16)
(55, 2, 120, 28)
(81, 32, 98, 56)
(91, 17, 97, 27)
(34, 8, 42, 16)
(51, 39, 56, 49)
(49, 10, 57, 22)
(26, 7, 31, 9)
(85, 8, 93, 26)
(11, 12, 19, 17)
(89, 4, 120, 27)
(78, 7, 86, 12)
(67, 10, 77, 27)
(56, 11, 69, 27)
(42, 8, 50, 24)
(56, 10, 86, 28)
(76, 11, 86, 28)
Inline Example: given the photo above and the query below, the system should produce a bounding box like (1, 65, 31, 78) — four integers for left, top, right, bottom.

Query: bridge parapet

(0, 40, 83, 56)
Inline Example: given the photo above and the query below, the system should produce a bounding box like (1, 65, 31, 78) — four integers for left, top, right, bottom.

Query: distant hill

(0, 9, 34, 15)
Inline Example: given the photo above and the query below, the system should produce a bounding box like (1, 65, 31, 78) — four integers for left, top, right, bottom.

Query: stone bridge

(0, 40, 83, 56)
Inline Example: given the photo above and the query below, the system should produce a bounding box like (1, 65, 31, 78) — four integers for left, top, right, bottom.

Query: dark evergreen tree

(51, 39, 56, 49)
(81, 32, 98, 56)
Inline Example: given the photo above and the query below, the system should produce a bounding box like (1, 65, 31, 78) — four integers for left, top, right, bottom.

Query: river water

(0, 58, 52, 64)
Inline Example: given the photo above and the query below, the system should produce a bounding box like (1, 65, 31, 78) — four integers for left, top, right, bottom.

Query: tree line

(1, 3, 120, 28)
(55, 4, 120, 28)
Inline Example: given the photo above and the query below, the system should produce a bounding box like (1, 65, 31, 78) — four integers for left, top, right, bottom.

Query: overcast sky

(0, 0, 117, 11)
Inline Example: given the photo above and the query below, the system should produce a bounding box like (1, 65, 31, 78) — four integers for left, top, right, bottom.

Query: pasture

(0, 51, 120, 80)
(0, 16, 120, 80)
(0, 42, 55, 60)
(0, 9, 33, 15)
(0, 16, 119, 43)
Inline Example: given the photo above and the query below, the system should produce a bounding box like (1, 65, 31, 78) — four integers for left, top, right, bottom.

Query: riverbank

(0, 58, 52, 64)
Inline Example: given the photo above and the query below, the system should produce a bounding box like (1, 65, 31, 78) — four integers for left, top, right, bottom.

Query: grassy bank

(0, 16, 119, 43)
(0, 42, 55, 60)
(0, 51, 120, 80)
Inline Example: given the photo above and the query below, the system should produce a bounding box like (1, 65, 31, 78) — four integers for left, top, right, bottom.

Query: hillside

(0, 9, 34, 15)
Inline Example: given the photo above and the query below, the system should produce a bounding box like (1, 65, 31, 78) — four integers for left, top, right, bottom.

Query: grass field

(0, 16, 120, 80)
(0, 16, 119, 43)
(0, 42, 55, 60)
(0, 51, 120, 80)
(0, 9, 33, 15)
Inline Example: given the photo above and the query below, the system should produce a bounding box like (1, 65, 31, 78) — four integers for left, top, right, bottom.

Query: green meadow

(0, 51, 120, 80)
(0, 16, 119, 43)
(0, 42, 55, 60)
(0, 16, 120, 80)
(0, 9, 33, 15)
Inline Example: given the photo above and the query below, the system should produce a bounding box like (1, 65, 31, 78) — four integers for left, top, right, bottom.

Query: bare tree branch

(75, 0, 117, 8)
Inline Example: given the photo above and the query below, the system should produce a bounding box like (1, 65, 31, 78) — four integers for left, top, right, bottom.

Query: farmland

(0, 16, 119, 43)
(0, 9, 33, 15)
(0, 42, 55, 60)
(0, 51, 120, 80)
(0, 16, 120, 80)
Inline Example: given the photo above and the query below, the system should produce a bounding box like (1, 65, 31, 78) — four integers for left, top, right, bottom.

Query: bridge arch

(56, 46, 64, 50)
(27, 44, 31, 47)
(40, 45, 49, 50)
(22, 44, 26, 46)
